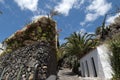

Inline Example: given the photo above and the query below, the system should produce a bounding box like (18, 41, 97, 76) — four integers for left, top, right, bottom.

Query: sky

(0, 0, 120, 44)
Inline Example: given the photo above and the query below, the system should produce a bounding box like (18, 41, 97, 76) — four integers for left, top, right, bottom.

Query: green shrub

(4, 17, 56, 53)
(109, 37, 120, 79)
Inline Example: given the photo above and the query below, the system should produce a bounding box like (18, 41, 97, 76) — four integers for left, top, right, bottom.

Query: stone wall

(0, 16, 58, 80)
(0, 41, 57, 80)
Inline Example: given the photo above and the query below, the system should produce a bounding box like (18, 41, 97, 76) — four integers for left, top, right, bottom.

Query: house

(79, 44, 113, 80)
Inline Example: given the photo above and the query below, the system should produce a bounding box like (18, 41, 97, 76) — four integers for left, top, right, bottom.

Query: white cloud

(80, 0, 112, 26)
(54, 0, 87, 16)
(106, 13, 120, 25)
(73, 0, 85, 9)
(85, 13, 98, 22)
(14, 0, 39, 12)
(54, 0, 77, 16)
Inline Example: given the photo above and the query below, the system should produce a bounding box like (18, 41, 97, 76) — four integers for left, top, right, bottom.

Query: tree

(64, 32, 98, 58)
(62, 32, 98, 73)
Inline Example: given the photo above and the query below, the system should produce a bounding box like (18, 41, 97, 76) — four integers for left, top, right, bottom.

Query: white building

(79, 44, 113, 80)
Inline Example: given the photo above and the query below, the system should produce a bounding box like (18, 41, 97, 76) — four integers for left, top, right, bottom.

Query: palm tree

(62, 32, 97, 73)
(64, 32, 98, 58)
(56, 32, 98, 72)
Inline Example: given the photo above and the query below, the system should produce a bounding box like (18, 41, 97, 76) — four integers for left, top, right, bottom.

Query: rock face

(0, 16, 58, 80)
(0, 41, 57, 80)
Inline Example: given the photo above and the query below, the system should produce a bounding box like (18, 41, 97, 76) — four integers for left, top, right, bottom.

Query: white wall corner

(97, 44, 113, 79)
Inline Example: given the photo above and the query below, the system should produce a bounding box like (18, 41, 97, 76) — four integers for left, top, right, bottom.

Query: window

(91, 57, 97, 77)
(86, 60, 90, 77)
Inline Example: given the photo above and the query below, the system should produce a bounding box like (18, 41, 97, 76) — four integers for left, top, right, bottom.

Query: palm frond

(64, 31, 98, 58)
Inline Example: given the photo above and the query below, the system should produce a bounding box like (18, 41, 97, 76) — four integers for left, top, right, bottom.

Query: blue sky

(0, 0, 120, 44)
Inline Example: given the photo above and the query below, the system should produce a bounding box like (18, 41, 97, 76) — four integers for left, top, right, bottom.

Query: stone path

(57, 68, 102, 80)
(57, 68, 80, 80)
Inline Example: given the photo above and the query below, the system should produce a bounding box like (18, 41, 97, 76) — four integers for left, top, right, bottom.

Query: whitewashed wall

(79, 44, 113, 79)
(97, 44, 113, 79)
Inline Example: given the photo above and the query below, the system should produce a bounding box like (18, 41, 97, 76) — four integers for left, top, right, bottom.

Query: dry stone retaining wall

(0, 16, 57, 80)
(0, 41, 57, 80)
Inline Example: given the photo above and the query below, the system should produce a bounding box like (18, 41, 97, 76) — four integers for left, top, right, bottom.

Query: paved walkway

(57, 68, 80, 80)
(57, 68, 102, 80)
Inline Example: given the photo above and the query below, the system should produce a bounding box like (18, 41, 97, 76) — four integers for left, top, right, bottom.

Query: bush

(109, 37, 120, 79)
(4, 17, 56, 53)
